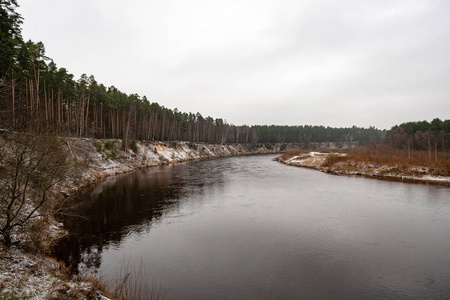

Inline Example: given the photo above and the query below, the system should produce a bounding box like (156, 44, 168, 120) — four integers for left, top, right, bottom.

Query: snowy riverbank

(62, 139, 287, 192)
(1, 139, 289, 299)
(278, 151, 450, 185)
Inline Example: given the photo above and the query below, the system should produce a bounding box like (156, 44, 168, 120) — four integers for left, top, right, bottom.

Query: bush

(92, 141, 103, 152)
(130, 140, 138, 153)
(104, 141, 115, 150)
(107, 150, 117, 160)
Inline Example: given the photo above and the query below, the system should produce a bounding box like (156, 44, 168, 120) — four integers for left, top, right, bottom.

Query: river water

(59, 154, 450, 299)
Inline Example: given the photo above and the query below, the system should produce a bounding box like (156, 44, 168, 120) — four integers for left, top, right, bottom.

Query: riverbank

(0, 139, 290, 299)
(61, 139, 287, 192)
(278, 149, 450, 186)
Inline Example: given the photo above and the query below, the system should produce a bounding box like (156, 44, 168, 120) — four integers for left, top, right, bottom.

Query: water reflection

(55, 161, 226, 271)
(56, 155, 450, 299)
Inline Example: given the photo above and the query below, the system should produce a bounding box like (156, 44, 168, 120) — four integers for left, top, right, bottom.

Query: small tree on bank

(0, 130, 70, 247)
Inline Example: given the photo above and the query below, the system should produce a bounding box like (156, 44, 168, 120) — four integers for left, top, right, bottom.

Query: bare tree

(0, 130, 70, 247)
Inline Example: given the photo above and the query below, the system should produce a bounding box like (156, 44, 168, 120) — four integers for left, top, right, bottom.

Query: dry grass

(321, 154, 348, 168)
(48, 259, 166, 300)
(349, 144, 448, 164)
(280, 144, 450, 177)
(112, 259, 166, 300)
(90, 258, 167, 300)
(84, 275, 115, 299)
(327, 144, 450, 176)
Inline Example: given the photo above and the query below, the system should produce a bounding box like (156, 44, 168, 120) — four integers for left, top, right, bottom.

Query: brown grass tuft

(322, 154, 349, 168)
(111, 259, 166, 300)
(325, 143, 450, 176)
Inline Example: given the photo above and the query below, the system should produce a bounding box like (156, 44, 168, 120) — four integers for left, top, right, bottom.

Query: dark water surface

(60, 154, 450, 299)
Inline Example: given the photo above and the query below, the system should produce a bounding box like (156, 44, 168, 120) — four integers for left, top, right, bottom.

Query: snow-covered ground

(284, 152, 335, 168)
(279, 152, 450, 185)
(1, 139, 286, 299)
(0, 246, 111, 299)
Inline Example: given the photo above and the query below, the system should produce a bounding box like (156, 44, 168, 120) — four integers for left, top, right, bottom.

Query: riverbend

(60, 154, 450, 299)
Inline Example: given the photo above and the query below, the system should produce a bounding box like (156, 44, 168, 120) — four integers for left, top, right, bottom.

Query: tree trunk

(11, 70, 15, 129)
(80, 89, 85, 136)
(43, 80, 48, 121)
(85, 93, 90, 136)
(116, 110, 120, 138)
(407, 138, 411, 160)
(124, 107, 132, 152)
(35, 67, 40, 118)
(3, 232, 12, 248)
(100, 103, 103, 138)
(51, 88, 54, 122)
(29, 78, 34, 117)
(428, 135, 431, 161)
(67, 99, 71, 132)
(435, 139, 438, 163)
(57, 88, 61, 124)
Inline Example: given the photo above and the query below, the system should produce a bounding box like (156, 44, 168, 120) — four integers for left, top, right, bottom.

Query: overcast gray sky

(18, 0, 450, 129)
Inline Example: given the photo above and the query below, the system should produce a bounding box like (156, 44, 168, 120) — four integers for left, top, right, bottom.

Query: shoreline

(5, 143, 447, 298)
(59, 139, 287, 194)
(277, 151, 450, 186)
(1, 139, 291, 299)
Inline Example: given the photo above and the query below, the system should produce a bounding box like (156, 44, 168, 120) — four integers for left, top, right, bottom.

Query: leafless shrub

(0, 129, 72, 247)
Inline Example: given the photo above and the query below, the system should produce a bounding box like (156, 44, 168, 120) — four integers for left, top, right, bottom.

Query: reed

(104, 258, 167, 300)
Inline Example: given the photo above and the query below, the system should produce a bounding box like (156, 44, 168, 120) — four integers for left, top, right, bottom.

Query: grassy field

(281, 143, 450, 177)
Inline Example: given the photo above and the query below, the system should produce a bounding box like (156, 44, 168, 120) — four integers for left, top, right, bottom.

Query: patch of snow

(420, 175, 450, 182)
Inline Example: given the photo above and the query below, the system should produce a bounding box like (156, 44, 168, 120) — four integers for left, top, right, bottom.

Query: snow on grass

(279, 151, 450, 185)
(0, 246, 98, 299)
(283, 152, 331, 168)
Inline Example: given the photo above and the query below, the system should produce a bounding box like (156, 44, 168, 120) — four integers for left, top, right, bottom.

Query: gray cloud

(18, 0, 450, 129)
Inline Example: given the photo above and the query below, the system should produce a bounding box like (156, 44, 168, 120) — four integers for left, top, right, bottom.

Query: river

(58, 154, 450, 299)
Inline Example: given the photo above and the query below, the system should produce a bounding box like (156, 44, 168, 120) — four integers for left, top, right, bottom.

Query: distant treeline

(251, 125, 384, 144)
(388, 119, 450, 153)
(1, 1, 444, 150)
